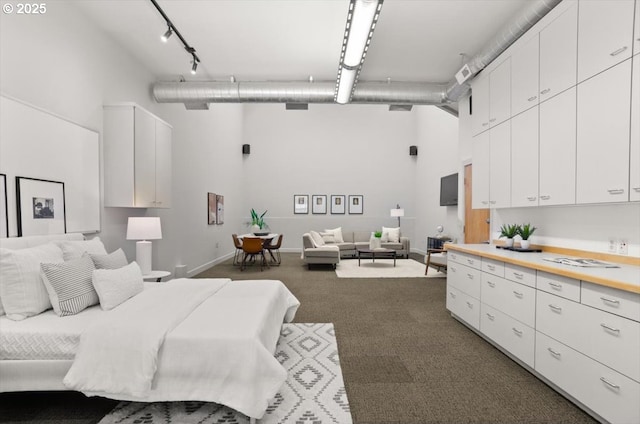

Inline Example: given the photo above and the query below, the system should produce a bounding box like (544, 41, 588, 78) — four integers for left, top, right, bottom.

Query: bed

(0, 234, 300, 421)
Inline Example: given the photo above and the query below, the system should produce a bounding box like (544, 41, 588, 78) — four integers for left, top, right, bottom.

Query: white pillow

(92, 261, 144, 310)
(0, 243, 63, 320)
(309, 231, 325, 247)
(54, 237, 107, 261)
(91, 248, 128, 270)
(41, 254, 99, 316)
(320, 232, 336, 244)
(324, 227, 344, 243)
(382, 227, 401, 243)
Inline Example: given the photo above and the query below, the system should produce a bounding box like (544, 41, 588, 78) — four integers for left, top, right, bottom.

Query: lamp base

(136, 240, 153, 275)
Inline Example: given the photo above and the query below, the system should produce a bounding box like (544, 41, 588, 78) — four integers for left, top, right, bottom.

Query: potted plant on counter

(499, 224, 520, 248)
(250, 209, 268, 235)
(518, 223, 537, 249)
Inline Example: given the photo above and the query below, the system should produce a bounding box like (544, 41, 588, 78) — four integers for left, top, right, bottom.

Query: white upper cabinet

(631, 54, 640, 201)
(539, 87, 577, 206)
(154, 120, 172, 209)
(511, 36, 540, 117)
(488, 58, 511, 127)
(489, 121, 511, 208)
(511, 107, 539, 207)
(471, 73, 490, 136)
(133, 108, 157, 208)
(472, 131, 491, 209)
(576, 60, 632, 204)
(539, 2, 578, 103)
(635, 0, 640, 56)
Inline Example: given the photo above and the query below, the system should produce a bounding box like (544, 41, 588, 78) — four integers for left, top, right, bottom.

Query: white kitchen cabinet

(510, 107, 539, 207)
(511, 35, 540, 117)
(446, 286, 480, 330)
(631, 54, 640, 201)
(577, 0, 635, 83)
(472, 131, 490, 209)
(481, 274, 536, 328)
(539, 87, 577, 206)
(488, 121, 511, 208)
(576, 59, 632, 204)
(471, 73, 490, 136)
(104, 104, 172, 208)
(539, 2, 578, 103)
(488, 58, 511, 127)
(447, 262, 482, 300)
(481, 304, 535, 368)
(635, 0, 640, 56)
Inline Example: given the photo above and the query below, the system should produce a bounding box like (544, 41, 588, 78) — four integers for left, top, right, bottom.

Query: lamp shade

(126, 217, 162, 240)
(390, 208, 405, 218)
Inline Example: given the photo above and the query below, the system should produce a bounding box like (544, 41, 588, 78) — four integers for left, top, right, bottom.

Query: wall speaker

(409, 145, 418, 156)
(242, 144, 250, 155)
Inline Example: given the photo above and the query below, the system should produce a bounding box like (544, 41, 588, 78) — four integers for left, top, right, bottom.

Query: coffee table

(356, 247, 397, 267)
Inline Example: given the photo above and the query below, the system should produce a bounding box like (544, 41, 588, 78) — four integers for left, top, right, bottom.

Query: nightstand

(142, 270, 171, 282)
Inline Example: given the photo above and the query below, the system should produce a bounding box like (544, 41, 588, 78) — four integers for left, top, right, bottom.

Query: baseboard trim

(186, 252, 234, 277)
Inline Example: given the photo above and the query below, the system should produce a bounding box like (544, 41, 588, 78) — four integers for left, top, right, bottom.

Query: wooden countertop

(446, 244, 640, 294)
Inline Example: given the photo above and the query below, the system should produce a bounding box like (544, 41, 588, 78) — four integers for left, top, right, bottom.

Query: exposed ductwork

(153, 0, 562, 110)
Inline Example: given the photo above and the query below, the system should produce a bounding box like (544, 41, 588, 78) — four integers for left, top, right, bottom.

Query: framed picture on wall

(348, 195, 364, 214)
(331, 195, 346, 214)
(207, 192, 217, 225)
(0, 174, 8, 238)
(294, 194, 309, 214)
(16, 176, 66, 236)
(216, 194, 224, 225)
(312, 195, 327, 214)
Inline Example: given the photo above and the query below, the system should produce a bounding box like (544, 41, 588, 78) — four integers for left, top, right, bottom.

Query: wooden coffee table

(356, 247, 397, 267)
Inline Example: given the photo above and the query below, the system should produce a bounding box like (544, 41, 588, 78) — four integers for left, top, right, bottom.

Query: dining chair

(231, 234, 243, 266)
(240, 237, 267, 271)
(263, 234, 283, 265)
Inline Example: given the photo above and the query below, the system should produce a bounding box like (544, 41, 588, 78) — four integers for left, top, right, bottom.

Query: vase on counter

(504, 238, 514, 248)
(520, 239, 531, 249)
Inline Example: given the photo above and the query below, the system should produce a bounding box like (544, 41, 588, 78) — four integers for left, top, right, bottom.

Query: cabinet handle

(527, 96, 537, 102)
(467, 259, 474, 265)
(481, 200, 489, 205)
(600, 296, 620, 306)
(487, 264, 495, 271)
(600, 377, 620, 390)
(609, 46, 628, 56)
(512, 327, 523, 336)
(482, 122, 489, 127)
(607, 189, 624, 195)
(540, 195, 550, 200)
(549, 304, 562, 312)
(466, 301, 474, 309)
(512, 272, 524, 279)
(548, 282, 562, 291)
(633, 187, 640, 192)
(489, 118, 496, 123)
(540, 88, 551, 95)
(450, 265, 457, 273)
(548, 347, 561, 358)
(449, 292, 457, 299)
(600, 323, 620, 334)
(486, 313, 495, 321)
(527, 196, 536, 201)
(513, 291, 523, 298)
(467, 273, 475, 280)
(487, 281, 496, 288)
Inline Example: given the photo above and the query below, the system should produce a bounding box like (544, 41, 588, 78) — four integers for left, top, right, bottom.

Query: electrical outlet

(608, 238, 617, 253)
(618, 239, 628, 255)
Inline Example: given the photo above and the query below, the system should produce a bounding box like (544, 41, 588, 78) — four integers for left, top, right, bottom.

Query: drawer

(481, 274, 536, 327)
(504, 263, 536, 288)
(446, 285, 480, 330)
(448, 251, 481, 270)
(582, 282, 640, 322)
(481, 304, 534, 368)
(447, 262, 481, 299)
(482, 257, 505, 277)
(536, 332, 640, 424)
(537, 271, 581, 302)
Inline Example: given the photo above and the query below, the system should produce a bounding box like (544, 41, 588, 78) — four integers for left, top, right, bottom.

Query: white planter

(520, 239, 531, 249)
(250, 224, 261, 234)
(504, 238, 514, 247)
(369, 236, 382, 249)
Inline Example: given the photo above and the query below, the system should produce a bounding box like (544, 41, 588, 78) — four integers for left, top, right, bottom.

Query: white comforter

(64, 278, 300, 419)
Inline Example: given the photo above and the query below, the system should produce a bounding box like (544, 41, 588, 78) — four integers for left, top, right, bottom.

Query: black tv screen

(440, 173, 458, 206)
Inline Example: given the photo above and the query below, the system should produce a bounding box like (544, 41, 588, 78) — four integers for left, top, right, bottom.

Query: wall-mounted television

(440, 173, 458, 206)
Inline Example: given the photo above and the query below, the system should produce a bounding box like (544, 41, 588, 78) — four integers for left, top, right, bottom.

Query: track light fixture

(149, 0, 202, 76)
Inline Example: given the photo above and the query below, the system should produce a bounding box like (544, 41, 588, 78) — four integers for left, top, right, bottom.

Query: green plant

(499, 224, 520, 239)
(374, 231, 382, 238)
(518, 223, 537, 240)
(250, 209, 268, 229)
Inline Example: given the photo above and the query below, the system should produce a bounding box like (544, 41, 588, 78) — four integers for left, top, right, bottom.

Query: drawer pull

(548, 348, 561, 358)
(487, 281, 496, 288)
(607, 188, 624, 195)
(540, 88, 551, 95)
(600, 323, 620, 334)
(487, 264, 495, 271)
(512, 272, 524, 279)
(466, 302, 474, 309)
(467, 259, 474, 265)
(449, 292, 457, 299)
(527, 96, 537, 102)
(540, 195, 551, 200)
(482, 122, 489, 127)
(512, 327, 523, 336)
(513, 291, 523, 298)
(600, 296, 620, 306)
(489, 200, 496, 204)
(600, 377, 620, 390)
(450, 266, 457, 272)
(467, 273, 475, 280)
(549, 304, 562, 313)
(548, 282, 562, 291)
(481, 200, 489, 205)
(609, 46, 628, 56)
(527, 196, 536, 201)
(486, 313, 495, 321)
(489, 118, 496, 123)
(633, 187, 640, 192)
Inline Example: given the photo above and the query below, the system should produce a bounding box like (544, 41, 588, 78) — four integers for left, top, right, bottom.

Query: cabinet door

(511, 35, 539, 117)
(471, 74, 490, 136)
(489, 121, 511, 208)
(631, 54, 640, 201)
(635, 0, 640, 56)
(472, 131, 490, 209)
(539, 87, 577, 206)
(511, 107, 539, 207)
(539, 2, 577, 102)
(577, 0, 635, 83)
(577, 59, 632, 204)
(489, 58, 511, 127)
(154, 120, 172, 209)
(134, 108, 157, 208)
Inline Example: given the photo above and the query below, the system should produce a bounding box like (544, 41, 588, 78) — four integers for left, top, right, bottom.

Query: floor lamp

(390, 204, 405, 227)
(126, 217, 162, 275)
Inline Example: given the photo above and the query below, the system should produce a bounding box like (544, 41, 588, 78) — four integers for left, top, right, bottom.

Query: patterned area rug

(335, 258, 428, 278)
(98, 323, 351, 424)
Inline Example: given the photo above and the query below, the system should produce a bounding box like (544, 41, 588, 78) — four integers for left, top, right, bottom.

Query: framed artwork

(16, 177, 66, 236)
(216, 194, 224, 225)
(207, 192, 217, 225)
(294, 194, 309, 214)
(312, 195, 327, 214)
(0, 174, 7, 238)
(330, 195, 346, 214)
(348, 195, 364, 214)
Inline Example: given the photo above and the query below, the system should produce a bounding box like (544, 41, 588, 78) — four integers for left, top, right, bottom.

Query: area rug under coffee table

(335, 258, 428, 278)
(98, 323, 351, 424)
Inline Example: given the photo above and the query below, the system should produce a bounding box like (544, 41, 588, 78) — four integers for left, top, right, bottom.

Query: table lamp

(390, 204, 405, 227)
(126, 217, 162, 275)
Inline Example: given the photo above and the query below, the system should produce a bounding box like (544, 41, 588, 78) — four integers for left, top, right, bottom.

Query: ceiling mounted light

(191, 57, 198, 75)
(161, 26, 173, 43)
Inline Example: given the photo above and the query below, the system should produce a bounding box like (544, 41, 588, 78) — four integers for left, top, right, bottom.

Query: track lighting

(191, 59, 198, 75)
(161, 26, 173, 43)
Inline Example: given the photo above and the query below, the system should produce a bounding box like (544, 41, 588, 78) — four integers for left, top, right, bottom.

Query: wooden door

(464, 164, 490, 244)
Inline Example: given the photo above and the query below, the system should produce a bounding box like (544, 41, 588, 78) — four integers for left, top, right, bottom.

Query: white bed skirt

(0, 359, 71, 391)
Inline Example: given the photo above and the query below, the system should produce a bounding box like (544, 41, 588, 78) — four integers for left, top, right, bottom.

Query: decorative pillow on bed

(92, 261, 144, 310)
(0, 244, 63, 320)
(382, 226, 401, 243)
(324, 227, 344, 243)
(40, 254, 99, 316)
(53, 237, 107, 261)
(91, 248, 128, 270)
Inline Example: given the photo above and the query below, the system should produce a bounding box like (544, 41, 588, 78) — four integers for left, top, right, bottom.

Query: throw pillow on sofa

(382, 227, 401, 243)
(324, 227, 344, 243)
(309, 231, 325, 247)
(320, 232, 336, 244)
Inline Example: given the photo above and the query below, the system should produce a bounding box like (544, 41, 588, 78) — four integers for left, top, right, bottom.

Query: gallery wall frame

(16, 176, 66, 236)
(330, 195, 346, 214)
(348, 195, 364, 214)
(0, 174, 7, 238)
(216, 194, 224, 225)
(312, 195, 327, 214)
(207, 192, 216, 225)
(294, 194, 309, 214)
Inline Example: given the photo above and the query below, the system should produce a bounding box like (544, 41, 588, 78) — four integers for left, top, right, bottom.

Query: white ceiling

(73, 0, 530, 86)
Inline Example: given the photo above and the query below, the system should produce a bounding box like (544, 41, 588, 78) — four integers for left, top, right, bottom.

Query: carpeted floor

(0, 253, 597, 424)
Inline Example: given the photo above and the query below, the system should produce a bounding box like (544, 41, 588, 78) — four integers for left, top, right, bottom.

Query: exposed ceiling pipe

(153, 0, 562, 110)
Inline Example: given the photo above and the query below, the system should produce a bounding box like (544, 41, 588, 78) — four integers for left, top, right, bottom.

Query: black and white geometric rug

(98, 323, 352, 424)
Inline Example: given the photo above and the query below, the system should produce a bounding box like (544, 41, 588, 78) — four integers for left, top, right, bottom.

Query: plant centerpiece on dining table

(499, 224, 520, 247)
(250, 209, 268, 235)
(517, 223, 537, 249)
